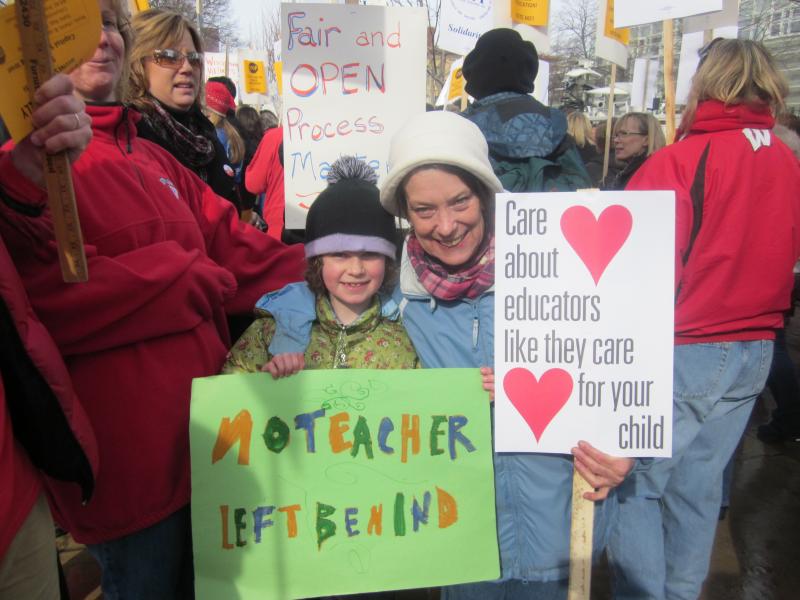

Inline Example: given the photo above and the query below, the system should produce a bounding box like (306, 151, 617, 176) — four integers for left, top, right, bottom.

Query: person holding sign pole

(264, 111, 634, 599)
(608, 39, 800, 600)
(0, 0, 305, 596)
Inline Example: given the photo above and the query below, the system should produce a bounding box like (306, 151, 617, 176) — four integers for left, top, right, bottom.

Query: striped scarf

(406, 233, 494, 301)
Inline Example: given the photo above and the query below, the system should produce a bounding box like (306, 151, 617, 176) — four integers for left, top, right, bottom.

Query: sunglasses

(149, 49, 204, 69)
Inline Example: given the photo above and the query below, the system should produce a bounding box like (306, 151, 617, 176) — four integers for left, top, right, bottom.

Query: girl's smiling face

(322, 252, 386, 325)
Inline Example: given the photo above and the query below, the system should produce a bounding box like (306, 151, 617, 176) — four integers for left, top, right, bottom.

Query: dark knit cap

(463, 28, 539, 100)
(305, 157, 397, 260)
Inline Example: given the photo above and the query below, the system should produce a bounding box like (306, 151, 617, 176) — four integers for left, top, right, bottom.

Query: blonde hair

(126, 9, 204, 110)
(205, 110, 245, 164)
(681, 39, 788, 131)
(614, 112, 666, 157)
(106, 0, 133, 101)
(567, 112, 595, 148)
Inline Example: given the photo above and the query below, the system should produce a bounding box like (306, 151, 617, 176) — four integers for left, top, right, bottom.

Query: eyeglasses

(148, 49, 204, 69)
(614, 130, 647, 139)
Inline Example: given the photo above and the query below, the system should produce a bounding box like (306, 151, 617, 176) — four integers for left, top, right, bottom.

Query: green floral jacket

(222, 295, 418, 373)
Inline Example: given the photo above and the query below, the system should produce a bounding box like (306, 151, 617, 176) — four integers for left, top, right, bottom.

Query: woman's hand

(480, 366, 494, 402)
(10, 74, 92, 187)
(571, 441, 634, 501)
(261, 352, 305, 379)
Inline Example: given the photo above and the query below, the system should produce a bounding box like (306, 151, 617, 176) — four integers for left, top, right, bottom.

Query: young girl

(222, 157, 418, 375)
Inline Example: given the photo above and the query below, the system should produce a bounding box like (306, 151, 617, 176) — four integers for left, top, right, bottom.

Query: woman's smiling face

(403, 168, 485, 269)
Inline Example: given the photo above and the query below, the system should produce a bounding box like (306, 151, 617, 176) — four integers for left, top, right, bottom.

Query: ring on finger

(73, 113, 81, 130)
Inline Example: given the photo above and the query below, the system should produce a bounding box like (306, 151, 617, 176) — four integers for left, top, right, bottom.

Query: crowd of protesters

(1, 2, 799, 599)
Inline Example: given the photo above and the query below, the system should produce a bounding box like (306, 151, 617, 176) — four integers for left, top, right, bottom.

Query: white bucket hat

(379, 111, 503, 216)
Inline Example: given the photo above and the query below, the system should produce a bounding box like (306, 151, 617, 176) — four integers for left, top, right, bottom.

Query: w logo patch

(743, 128, 771, 152)
(159, 177, 180, 199)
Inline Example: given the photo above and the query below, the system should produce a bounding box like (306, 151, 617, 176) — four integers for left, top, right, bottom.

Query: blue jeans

(608, 341, 772, 600)
(87, 506, 194, 600)
(442, 578, 568, 600)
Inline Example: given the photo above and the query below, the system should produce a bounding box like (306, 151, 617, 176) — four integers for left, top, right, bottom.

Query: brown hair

(681, 39, 788, 132)
(613, 112, 666, 157)
(126, 9, 204, 110)
(305, 256, 398, 297)
(205, 110, 245, 164)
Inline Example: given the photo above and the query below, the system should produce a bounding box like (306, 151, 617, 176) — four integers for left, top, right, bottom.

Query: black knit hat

(305, 157, 397, 260)
(463, 28, 539, 100)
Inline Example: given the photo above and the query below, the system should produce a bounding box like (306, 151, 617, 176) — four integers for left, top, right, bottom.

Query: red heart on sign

(560, 205, 632, 284)
(503, 368, 573, 442)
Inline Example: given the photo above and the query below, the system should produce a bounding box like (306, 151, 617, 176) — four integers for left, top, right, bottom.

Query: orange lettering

(329, 412, 352, 453)
(400, 414, 420, 463)
(279, 504, 301, 538)
(437, 487, 458, 528)
(367, 504, 383, 535)
(211, 410, 253, 465)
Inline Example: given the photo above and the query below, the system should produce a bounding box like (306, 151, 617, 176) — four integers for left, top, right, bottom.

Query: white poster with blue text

(494, 191, 675, 457)
(438, 0, 495, 56)
(281, 4, 426, 229)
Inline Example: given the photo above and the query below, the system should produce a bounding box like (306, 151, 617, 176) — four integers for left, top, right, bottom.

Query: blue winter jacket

(265, 246, 616, 582)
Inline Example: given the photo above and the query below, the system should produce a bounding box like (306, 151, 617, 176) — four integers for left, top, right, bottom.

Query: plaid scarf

(138, 97, 214, 169)
(406, 233, 494, 301)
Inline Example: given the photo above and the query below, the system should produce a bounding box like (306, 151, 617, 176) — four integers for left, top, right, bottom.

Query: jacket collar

(687, 100, 775, 135)
(85, 103, 141, 143)
(316, 294, 382, 336)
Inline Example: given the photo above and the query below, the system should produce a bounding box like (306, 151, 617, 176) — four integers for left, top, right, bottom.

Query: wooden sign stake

(663, 20, 676, 144)
(568, 471, 594, 600)
(16, 0, 88, 282)
(601, 62, 617, 181)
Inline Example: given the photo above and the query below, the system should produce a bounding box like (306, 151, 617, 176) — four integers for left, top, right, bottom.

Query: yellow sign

(511, 0, 549, 27)
(604, 0, 630, 45)
(274, 60, 283, 95)
(448, 66, 465, 101)
(0, 0, 101, 142)
(242, 59, 267, 94)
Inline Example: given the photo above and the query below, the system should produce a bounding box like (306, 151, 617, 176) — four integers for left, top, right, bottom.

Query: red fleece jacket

(0, 104, 304, 543)
(627, 101, 800, 344)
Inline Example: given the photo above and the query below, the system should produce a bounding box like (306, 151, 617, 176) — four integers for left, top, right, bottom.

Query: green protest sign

(190, 368, 500, 598)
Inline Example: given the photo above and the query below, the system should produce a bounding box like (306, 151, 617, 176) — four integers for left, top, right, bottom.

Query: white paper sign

(438, 0, 496, 56)
(683, 0, 739, 33)
(614, 0, 723, 28)
(630, 58, 659, 111)
(281, 4, 426, 229)
(205, 51, 241, 83)
(675, 26, 738, 105)
(596, 0, 628, 68)
(494, 191, 675, 457)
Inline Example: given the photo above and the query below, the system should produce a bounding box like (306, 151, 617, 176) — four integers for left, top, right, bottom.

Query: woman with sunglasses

(603, 112, 665, 190)
(127, 9, 242, 213)
(0, 0, 304, 596)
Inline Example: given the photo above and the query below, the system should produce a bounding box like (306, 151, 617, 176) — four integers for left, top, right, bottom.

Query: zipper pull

(472, 316, 479, 349)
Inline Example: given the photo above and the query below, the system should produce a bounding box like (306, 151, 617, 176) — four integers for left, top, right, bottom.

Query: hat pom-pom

(326, 156, 378, 186)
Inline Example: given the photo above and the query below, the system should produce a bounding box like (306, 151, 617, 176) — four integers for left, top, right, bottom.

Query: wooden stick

(568, 470, 595, 600)
(663, 20, 676, 144)
(602, 63, 617, 181)
(16, 0, 87, 282)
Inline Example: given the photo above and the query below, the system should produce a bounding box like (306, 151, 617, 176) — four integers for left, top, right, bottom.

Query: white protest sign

(281, 3, 426, 229)
(614, 0, 723, 28)
(596, 0, 629, 68)
(494, 191, 675, 457)
(534, 59, 549, 105)
(438, 0, 495, 56)
(630, 58, 659, 111)
(675, 26, 737, 105)
(683, 0, 739, 33)
(205, 51, 241, 83)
